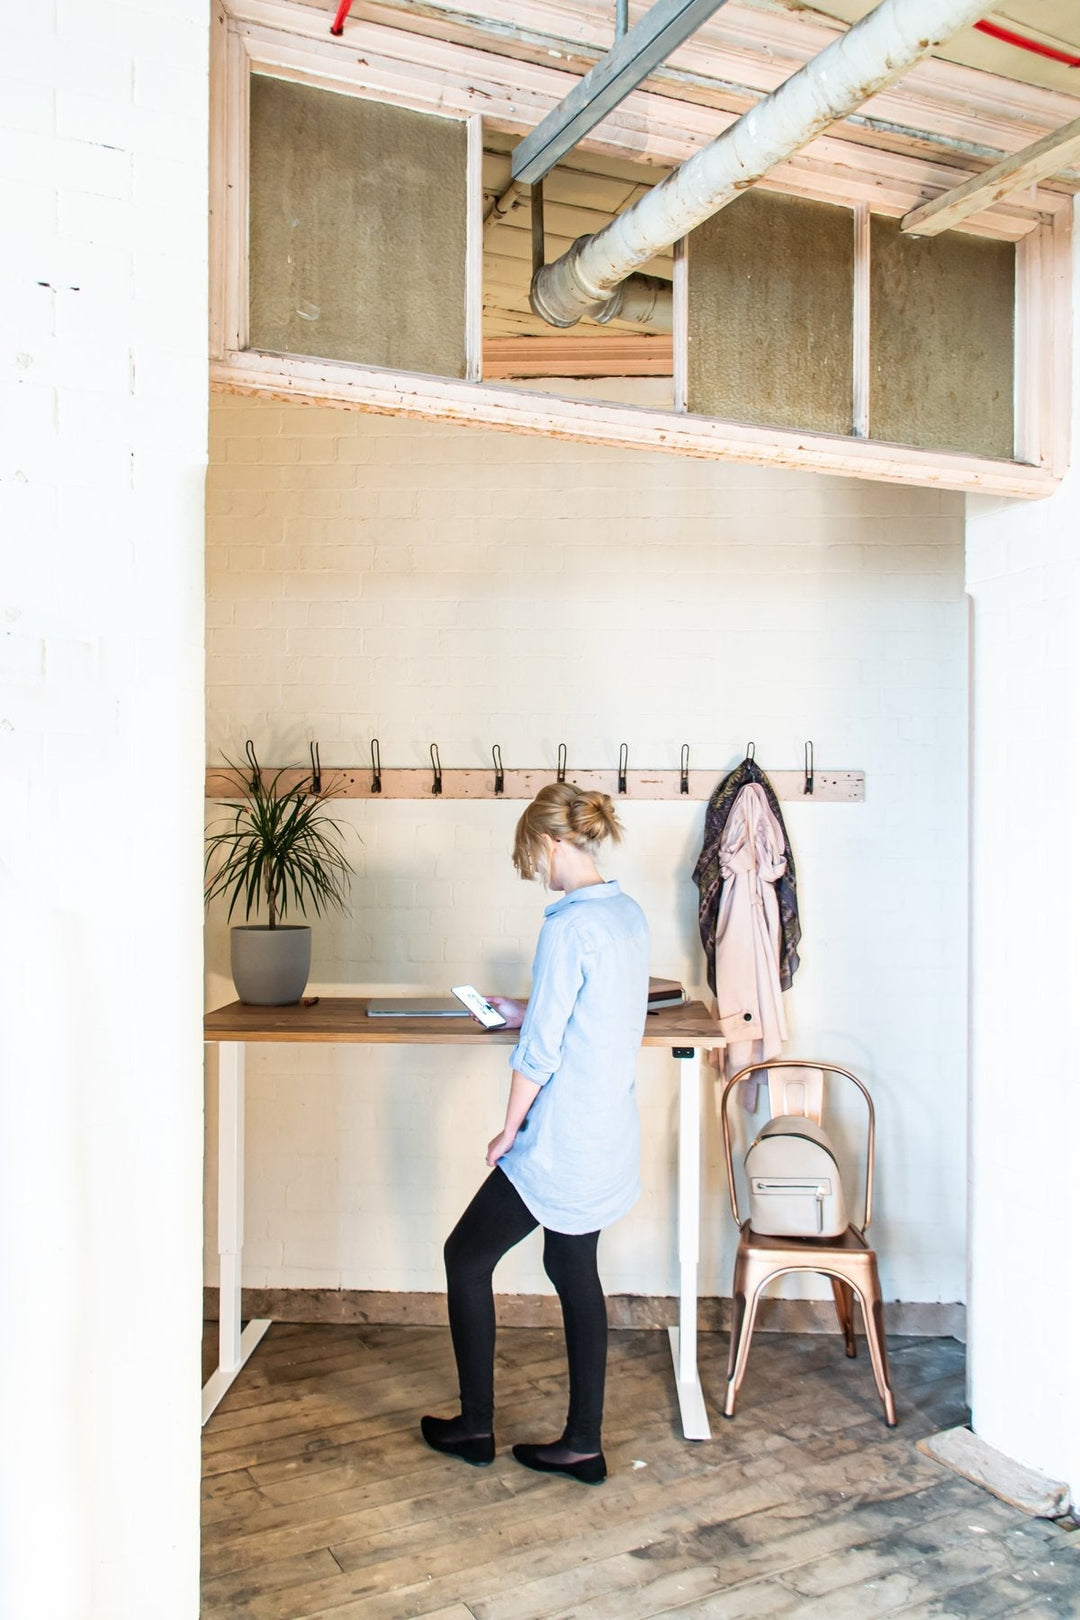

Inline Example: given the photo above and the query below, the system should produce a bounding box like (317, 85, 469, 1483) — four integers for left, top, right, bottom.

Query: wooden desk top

(204, 997, 723, 1047)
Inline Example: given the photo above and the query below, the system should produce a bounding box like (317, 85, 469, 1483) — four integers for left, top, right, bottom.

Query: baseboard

(203, 1286, 965, 1340)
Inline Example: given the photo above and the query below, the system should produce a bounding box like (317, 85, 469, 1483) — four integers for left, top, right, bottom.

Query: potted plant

(205, 757, 354, 1005)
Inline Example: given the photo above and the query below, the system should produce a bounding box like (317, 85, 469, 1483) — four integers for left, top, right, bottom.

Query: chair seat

(739, 1221, 871, 1254)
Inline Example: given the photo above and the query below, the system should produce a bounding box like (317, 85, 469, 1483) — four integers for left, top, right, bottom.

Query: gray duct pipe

(592, 272, 672, 328)
(530, 0, 990, 328)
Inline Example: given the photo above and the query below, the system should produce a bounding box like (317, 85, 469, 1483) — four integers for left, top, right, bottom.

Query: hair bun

(568, 789, 622, 845)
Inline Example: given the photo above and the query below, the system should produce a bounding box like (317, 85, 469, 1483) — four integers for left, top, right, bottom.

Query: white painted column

(0, 3, 209, 1614)
(965, 198, 1080, 1505)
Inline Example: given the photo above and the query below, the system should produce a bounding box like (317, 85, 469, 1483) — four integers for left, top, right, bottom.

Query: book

(647, 976, 686, 1012)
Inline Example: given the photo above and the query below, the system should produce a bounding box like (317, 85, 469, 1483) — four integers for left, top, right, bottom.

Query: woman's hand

(488, 996, 527, 1029)
(487, 1070, 540, 1166)
(486, 1128, 518, 1167)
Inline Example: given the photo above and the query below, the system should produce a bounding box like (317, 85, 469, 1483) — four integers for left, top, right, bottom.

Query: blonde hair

(513, 781, 623, 880)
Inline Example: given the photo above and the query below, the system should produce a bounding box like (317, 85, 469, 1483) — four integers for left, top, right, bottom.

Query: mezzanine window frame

(211, 0, 1074, 497)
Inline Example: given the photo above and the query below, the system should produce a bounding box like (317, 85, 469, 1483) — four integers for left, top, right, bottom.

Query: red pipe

(975, 18, 1080, 68)
(330, 0, 353, 36)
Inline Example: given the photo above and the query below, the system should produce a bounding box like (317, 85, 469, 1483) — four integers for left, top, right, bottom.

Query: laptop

(366, 995, 469, 1018)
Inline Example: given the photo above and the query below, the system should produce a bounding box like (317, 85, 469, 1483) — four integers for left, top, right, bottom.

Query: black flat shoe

(420, 1415, 495, 1467)
(511, 1442, 606, 1485)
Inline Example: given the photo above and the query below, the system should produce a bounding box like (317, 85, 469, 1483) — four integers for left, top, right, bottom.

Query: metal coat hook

(556, 743, 567, 783)
(618, 742, 628, 795)
(370, 738, 382, 794)
(309, 741, 322, 794)
(244, 739, 261, 790)
(430, 743, 443, 796)
(680, 744, 690, 795)
(492, 744, 505, 795)
(804, 740, 815, 796)
(745, 741, 756, 762)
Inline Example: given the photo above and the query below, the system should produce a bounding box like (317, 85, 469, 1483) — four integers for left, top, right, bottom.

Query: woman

(421, 782, 650, 1485)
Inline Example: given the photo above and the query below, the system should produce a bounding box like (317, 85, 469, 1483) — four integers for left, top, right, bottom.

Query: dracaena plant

(204, 759, 353, 928)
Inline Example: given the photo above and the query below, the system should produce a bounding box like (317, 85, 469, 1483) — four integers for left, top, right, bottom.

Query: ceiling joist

(902, 112, 1080, 235)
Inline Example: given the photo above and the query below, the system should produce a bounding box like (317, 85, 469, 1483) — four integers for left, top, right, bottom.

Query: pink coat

(711, 783, 788, 1082)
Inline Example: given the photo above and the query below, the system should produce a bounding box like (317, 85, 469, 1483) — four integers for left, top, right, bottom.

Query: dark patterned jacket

(692, 757, 801, 996)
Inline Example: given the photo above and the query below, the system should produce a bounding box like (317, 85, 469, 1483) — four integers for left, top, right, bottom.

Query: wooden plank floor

(202, 1324, 1080, 1619)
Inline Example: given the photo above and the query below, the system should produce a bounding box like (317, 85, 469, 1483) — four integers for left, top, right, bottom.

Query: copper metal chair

(720, 1059, 897, 1427)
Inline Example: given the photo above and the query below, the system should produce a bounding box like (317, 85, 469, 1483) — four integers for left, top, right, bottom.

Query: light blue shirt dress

(500, 880, 650, 1235)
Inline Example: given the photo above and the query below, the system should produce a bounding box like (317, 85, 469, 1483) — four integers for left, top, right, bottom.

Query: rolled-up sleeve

(509, 918, 586, 1085)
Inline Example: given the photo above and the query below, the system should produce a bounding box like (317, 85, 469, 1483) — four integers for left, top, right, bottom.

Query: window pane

(248, 75, 467, 377)
(870, 219, 1013, 458)
(687, 190, 854, 435)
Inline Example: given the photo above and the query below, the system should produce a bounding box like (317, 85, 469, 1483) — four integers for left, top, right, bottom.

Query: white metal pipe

(530, 0, 990, 328)
(482, 178, 528, 236)
(592, 272, 673, 330)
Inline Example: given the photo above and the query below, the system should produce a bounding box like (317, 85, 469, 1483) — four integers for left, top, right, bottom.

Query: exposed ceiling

(467, 0, 1080, 365)
(786, 3, 1080, 94)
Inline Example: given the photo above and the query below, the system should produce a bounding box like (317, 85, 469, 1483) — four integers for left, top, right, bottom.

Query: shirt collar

(544, 880, 621, 917)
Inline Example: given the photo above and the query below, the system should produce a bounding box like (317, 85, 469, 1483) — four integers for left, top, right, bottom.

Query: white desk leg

(667, 1047, 711, 1440)
(202, 1041, 272, 1425)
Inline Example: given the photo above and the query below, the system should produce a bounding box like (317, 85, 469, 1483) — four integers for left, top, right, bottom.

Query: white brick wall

(205, 392, 968, 1311)
(1, 4, 207, 1616)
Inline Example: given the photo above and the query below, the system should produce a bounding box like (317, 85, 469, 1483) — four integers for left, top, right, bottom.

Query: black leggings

(444, 1167, 607, 1452)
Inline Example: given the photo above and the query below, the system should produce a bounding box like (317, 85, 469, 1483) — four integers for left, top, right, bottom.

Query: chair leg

(724, 1278, 765, 1419)
(726, 1289, 746, 1385)
(857, 1267, 897, 1427)
(830, 1277, 857, 1359)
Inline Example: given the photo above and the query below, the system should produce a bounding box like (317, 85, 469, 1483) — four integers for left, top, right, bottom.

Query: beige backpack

(745, 1115, 849, 1238)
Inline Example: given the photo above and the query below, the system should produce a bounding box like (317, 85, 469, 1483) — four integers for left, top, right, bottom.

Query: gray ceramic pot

(230, 925, 311, 1006)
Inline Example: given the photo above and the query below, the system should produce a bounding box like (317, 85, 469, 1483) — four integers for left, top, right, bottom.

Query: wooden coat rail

(204, 766, 864, 802)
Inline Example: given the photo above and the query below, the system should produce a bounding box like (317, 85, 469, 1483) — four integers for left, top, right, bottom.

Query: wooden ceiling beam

(213, 348, 1061, 498)
(902, 113, 1080, 235)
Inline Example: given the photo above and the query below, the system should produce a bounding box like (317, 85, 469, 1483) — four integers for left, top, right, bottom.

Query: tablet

(366, 996, 469, 1017)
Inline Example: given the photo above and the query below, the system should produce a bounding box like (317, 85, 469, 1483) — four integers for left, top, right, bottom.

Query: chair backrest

(766, 1064, 824, 1125)
(720, 1060, 876, 1234)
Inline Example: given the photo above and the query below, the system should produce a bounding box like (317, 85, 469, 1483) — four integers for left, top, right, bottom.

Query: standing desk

(202, 998, 724, 1437)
